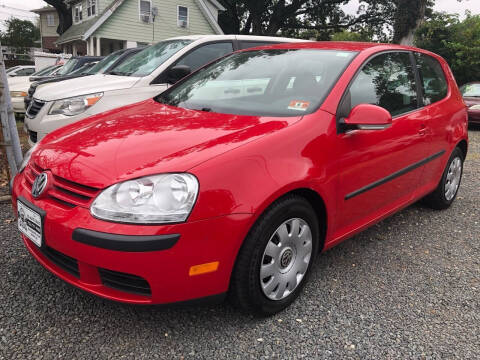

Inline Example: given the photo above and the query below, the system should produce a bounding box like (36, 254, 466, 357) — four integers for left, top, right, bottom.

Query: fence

(0, 44, 24, 196)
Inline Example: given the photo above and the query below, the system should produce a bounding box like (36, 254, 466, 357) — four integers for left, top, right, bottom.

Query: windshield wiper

(108, 70, 127, 76)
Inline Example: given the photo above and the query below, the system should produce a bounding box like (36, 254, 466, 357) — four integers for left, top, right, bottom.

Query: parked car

(29, 64, 63, 82)
(24, 47, 145, 111)
(7, 65, 36, 77)
(9, 66, 66, 116)
(12, 42, 468, 315)
(6, 65, 22, 74)
(24, 35, 308, 145)
(460, 82, 480, 125)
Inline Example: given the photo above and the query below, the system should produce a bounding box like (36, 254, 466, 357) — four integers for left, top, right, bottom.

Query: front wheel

(423, 147, 464, 210)
(229, 195, 319, 316)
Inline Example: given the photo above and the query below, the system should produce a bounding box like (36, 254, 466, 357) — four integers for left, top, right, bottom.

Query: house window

(73, 3, 83, 23)
(139, 0, 152, 23)
(87, 0, 97, 17)
(46, 14, 55, 26)
(177, 6, 188, 27)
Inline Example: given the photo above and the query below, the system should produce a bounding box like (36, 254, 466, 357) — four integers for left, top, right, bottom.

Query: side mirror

(342, 104, 392, 131)
(166, 65, 191, 84)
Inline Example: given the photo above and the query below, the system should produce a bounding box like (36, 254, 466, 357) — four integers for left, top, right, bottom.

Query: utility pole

(0, 43, 23, 189)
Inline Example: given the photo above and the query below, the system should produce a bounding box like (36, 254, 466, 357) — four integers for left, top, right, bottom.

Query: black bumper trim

(72, 228, 180, 252)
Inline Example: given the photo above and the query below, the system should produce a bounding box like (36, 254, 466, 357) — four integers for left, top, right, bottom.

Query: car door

(335, 51, 430, 233)
(413, 52, 453, 188)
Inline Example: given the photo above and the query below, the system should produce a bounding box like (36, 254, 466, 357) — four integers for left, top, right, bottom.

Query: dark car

(460, 82, 480, 125)
(25, 49, 144, 110)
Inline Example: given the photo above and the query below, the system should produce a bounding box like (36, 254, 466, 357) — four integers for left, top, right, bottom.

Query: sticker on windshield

(288, 100, 310, 111)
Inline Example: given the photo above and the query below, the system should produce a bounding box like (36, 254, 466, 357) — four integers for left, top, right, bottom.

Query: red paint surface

(12, 42, 468, 304)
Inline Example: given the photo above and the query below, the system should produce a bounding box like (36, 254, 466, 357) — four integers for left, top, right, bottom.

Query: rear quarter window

(414, 53, 448, 105)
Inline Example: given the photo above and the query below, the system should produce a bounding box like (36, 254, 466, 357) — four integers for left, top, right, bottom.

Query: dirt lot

(0, 129, 479, 359)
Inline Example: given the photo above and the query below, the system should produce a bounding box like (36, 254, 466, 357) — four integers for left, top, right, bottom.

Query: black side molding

(72, 229, 180, 252)
(345, 150, 446, 200)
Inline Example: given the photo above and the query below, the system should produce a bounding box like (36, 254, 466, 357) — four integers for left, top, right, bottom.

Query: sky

(342, 0, 480, 18)
(0, 0, 479, 30)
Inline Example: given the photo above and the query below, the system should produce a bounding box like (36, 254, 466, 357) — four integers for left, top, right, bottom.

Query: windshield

(461, 83, 480, 97)
(71, 63, 95, 74)
(157, 49, 357, 117)
(111, 40, 192, 77)
(85, 51, 123, 75)
(32, 65, 58, 76)
(56, 59, 79, 75)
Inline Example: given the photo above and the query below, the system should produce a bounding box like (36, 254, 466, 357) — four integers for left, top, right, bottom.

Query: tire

(229, 195, 319, 316)
(423, 147, 464, 210)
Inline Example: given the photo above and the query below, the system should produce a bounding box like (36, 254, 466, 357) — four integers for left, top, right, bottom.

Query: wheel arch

(249, 187, 329, 253)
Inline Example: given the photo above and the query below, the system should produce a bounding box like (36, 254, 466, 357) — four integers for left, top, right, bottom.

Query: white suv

(25, 35, 307, 145)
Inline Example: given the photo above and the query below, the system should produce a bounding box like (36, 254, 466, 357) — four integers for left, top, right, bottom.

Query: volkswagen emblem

(32, 172, 48, 198)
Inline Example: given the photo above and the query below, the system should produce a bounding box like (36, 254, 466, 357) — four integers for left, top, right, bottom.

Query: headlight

(10, 91, 27, 98)
(49, 92, 103, 116)
(91, 173, 199, 224)
(470, 104, 480, 110)
(18, 144, 38, 173)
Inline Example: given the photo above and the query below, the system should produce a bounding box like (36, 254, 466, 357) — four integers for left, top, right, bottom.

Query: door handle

(419, 124, 427, 136)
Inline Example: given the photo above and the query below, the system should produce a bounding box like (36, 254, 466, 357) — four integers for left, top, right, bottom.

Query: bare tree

(44, 0, 72, 35)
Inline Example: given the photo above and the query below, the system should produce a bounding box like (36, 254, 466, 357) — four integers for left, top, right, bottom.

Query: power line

(0, 9, 38, 20)
(0, 4, 39, 15)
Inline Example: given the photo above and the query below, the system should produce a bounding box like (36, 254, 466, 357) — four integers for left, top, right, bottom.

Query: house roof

(206, 0, 226, 11)
(56, 0, 125, 45)
(195, 0, 224, 34)
(57, 0, 224, 44)
(31, 6, 57, 14)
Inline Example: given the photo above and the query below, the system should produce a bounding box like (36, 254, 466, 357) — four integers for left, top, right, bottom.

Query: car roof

(164, 34, 308, 43)
(239, 41, 426, 53)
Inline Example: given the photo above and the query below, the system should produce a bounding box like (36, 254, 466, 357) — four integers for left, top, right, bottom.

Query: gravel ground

(1, 129, 479, 359)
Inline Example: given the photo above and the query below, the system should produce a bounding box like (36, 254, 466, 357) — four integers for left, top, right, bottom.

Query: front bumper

(11, 171, 252, 305)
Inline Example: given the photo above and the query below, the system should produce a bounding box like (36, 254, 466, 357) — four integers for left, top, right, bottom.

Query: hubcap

(260, 218, 313, 301)
(445, 156, 462, 201)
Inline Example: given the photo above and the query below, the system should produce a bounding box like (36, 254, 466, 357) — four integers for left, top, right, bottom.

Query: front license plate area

(17, 198, 45, 248)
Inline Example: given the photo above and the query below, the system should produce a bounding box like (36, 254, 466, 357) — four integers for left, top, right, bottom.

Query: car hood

(33, 99, 299, 189)
(34, 74, 141, 101)
(8, 76, 30, 86)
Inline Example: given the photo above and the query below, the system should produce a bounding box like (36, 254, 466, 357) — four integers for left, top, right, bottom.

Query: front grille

(23, 163, 100, 208)
(99, 268, 151, 296)
(41, 246, 80, 278)
(28, 130, 37, 143)
(26, 98, 45, 119)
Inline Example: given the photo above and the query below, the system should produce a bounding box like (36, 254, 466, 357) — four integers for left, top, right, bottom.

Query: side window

(46, 14, 55, 26)
(414, 53, 448, 105)
(139, 0, 151, 22)
(17, 68, 34, 76)
(175, 42, 234, 72)
(238, 41, 274, 50)
(73, 3, 83, 23)
(177, 6, 188, 27)
(350, 52, 418, 117)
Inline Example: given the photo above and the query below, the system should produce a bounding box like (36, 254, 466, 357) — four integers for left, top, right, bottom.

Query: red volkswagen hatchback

(12, 42, 468, 315)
